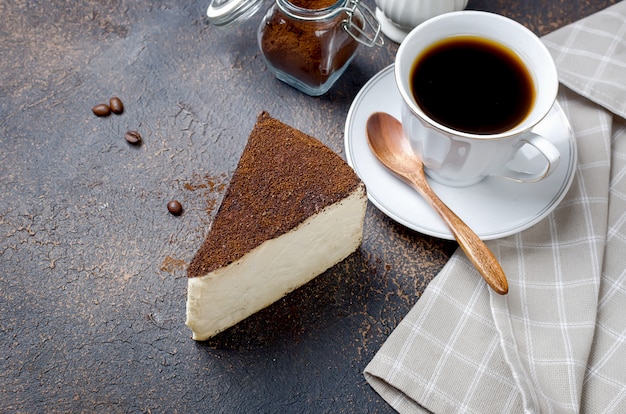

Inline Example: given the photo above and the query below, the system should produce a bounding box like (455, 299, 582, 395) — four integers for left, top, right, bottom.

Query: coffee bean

(92, 104, 111, 117)
(167, 200, 183, 216)
(109, 97, 124, 114)
(124, 130, 142, 145)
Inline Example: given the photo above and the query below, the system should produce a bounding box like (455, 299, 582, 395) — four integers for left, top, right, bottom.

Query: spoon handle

(406, 171, 509, 295)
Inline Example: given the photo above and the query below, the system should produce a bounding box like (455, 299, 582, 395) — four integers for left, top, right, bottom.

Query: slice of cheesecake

(186, 111, 367, 341)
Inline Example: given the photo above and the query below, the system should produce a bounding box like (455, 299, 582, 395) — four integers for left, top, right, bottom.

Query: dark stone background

(0, 0, 617, 412)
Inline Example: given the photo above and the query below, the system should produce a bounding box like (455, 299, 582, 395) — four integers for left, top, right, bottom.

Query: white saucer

(344, 65, 577, 240)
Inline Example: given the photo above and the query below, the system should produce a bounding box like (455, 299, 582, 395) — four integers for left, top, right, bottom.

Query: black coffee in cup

(410, 36, 535, 135)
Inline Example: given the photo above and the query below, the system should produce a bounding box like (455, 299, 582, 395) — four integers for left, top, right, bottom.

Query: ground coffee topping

(187, 111, 363, 278)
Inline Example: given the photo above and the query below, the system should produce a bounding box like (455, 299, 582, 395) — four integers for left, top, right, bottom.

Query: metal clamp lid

(342, 0, 384, 47)
(206, 0, 265, 29)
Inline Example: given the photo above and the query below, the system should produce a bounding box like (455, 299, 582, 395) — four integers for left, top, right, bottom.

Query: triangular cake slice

(186, 112, 367, 340)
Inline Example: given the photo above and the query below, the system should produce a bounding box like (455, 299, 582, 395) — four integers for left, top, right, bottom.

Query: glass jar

(259, 0, 382, 95)
(207, 0, 383, 96)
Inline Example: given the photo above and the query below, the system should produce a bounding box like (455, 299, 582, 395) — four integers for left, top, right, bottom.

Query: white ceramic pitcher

(374, 0, 468, 42)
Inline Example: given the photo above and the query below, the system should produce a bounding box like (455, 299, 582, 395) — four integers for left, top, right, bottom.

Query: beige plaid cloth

(364, 2, 626, 413)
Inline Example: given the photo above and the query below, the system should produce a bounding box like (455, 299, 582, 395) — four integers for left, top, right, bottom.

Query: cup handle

(498, 132, 561, 182)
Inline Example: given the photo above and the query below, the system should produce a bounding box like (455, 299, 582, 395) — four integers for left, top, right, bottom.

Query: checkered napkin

(364, 3, 626, 413)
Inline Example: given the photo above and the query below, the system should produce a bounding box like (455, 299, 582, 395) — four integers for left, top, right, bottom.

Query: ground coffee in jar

(258, 0, 382, 95)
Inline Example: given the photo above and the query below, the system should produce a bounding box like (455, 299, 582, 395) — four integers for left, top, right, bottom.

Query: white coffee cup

(395, 11, 560, 187)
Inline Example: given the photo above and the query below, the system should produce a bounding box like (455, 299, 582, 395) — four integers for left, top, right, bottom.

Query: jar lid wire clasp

(343, 0, 384, 47)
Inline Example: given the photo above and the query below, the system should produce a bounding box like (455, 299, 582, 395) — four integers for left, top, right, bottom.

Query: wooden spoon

(366, 112, 508, 295)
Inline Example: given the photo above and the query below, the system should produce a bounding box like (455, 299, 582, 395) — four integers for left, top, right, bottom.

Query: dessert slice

(186, 112, 367, 340)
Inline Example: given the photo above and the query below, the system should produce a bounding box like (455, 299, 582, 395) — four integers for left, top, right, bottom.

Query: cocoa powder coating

(187, 111, 363, 278)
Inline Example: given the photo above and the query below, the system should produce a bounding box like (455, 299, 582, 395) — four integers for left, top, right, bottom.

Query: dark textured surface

(0, 0, 618, 412)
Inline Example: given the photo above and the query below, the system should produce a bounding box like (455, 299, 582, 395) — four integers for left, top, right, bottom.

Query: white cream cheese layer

(185, 186, 367, 341)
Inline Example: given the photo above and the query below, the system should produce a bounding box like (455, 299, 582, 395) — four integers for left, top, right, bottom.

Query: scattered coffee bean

(92, 104, 111, 117)
(124, 130, 142, 145)
(109, 97, 124, 114)
(167, 200, 183, 216)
